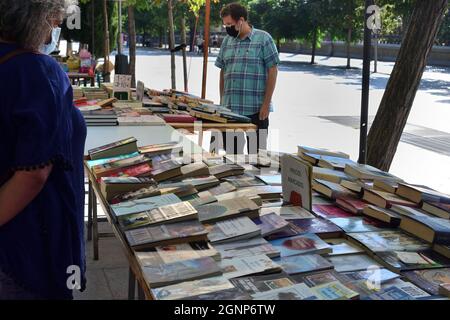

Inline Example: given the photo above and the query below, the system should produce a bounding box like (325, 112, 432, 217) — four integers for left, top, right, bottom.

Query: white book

(111, 193, 181, 217)
(219, 255, 280, 279)
(151, 276, 234, 300)
(207, 217, 261, 244)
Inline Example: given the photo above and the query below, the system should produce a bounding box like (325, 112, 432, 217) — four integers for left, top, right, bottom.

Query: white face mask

(40, 27, 61, 55)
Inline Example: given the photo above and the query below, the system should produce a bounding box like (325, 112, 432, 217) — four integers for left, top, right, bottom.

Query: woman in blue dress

(0, 0, 87, 299)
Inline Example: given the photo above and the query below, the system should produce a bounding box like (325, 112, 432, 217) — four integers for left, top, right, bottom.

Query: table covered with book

(83, 134, 450, 301)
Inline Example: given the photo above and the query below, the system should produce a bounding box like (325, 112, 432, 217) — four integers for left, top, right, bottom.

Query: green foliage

(62, 0, 118, 58)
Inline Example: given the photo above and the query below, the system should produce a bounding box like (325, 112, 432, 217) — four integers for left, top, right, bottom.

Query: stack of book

(83, 87, 110, 100)
(85, 139, 450, 301)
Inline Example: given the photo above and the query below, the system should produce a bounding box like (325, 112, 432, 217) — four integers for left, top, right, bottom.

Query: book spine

(434, 231, 450, 245)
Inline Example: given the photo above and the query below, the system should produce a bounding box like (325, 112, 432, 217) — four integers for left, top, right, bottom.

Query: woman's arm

(0, 165, 53, 226)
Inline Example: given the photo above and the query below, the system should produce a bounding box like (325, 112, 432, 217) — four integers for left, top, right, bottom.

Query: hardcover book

(363, 189, 418, 209)
(399, 213, 450, 245)
(336, 196, 369, 215)
(396, 183, 450, 204)
(422, 202, 450, 220)
(88, 137, 138, 160)
(344, 163, 401, 181)
(312, 179, 356, 200)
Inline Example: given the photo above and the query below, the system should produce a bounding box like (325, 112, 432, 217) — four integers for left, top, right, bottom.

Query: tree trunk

(311, 26, 317, 64)
(168, 0, 176, 89)
(128, 5, 137, 88)
(367, 0, 447, 171)
(181, 15, 189, 92)
(102, 0, 110, 82)
(91, 1, 95, 56)
(276, 38, 281, 53)
(159, 28, 163, 48)
(346, 27, 352, 69)
(189, 19, 196, 52)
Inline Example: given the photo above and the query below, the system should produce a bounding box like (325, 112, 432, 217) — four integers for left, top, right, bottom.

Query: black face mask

(226, 24, 240, 38)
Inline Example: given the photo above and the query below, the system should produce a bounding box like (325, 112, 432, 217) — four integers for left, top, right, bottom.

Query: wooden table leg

(137, 284, 145, 300)
(92, 190, 99, 260)
(128, 267, 136, 300)
(87, 181, 93, 241)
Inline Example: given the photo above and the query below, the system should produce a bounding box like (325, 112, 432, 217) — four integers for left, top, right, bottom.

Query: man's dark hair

(220, 2, 248, 21)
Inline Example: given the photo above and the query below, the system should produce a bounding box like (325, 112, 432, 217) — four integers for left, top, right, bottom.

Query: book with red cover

(312, 204, 355, 219)
(336, 197, 369, 215)
(163, 114, 196, 123)
(97, 163, 153, 182)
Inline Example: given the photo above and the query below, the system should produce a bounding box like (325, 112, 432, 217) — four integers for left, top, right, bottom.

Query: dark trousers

(210, 113, 269, 155)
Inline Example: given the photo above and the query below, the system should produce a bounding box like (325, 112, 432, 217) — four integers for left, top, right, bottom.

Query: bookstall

(83, 128, 450, 300)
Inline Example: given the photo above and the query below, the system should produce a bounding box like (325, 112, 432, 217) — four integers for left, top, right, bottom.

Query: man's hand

(259, 104, 270, 121)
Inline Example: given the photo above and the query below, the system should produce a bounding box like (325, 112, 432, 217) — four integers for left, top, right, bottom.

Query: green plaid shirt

(215, 28, 280, 116)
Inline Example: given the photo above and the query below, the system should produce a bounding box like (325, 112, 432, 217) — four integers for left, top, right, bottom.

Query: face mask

(226, 21, 241, 38)
(40, 27, 61, 55)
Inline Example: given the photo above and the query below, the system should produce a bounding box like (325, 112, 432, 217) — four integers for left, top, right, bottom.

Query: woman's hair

(0, 0, 75, 50)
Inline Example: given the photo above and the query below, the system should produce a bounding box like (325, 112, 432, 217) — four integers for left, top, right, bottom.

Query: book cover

(197, 197, 260, 223)
(260, 206, 315, 220)
(281, 154, 312, 210)
(125, 220, 208, 248)
(347, 230, 430, 253)
(207, 217, 261, 244)
(179, 288, 252, 300)
(401, 269, 450, 295)
(92, 154, 151, 178)
(310, 281, 360, 300)
(142, 257, 222, 288)
(329, 217, 392, 233)
(344, 163, 401, 181)
(297, 146, 350, 159)
(151, 276, 234, 300)
(214, 237, 280, 259)
(312, 204, 355, 219)
(198, 182, 237, 197)
(376, 250, 450, 272)
(223, 173, 267, 188)
(336, 197, 369, 215)
(256, 175, 282, 186)
(111, 193, 181, 217)
(326, 254, 382, 273)
(313, 167, 354, 184)
(252, 283, 319, 300)
(342, 268, 399, 284)
(273, 254, 334, 275)
(219, 255, 281, 279)
(252, 213, 290, 237)
(88, 137, 137, 159)
(269, 233, 332, 257)
(266, 218, 342, 240)
(230, 272, 296, 295)
(324, 238, 365, 256)
(105, 163, 153, 179)
(291, 270, 348, 288)
(86, 152, 140, 168)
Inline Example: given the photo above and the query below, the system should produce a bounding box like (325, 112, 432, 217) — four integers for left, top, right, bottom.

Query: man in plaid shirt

(212, 2, 279, 155)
